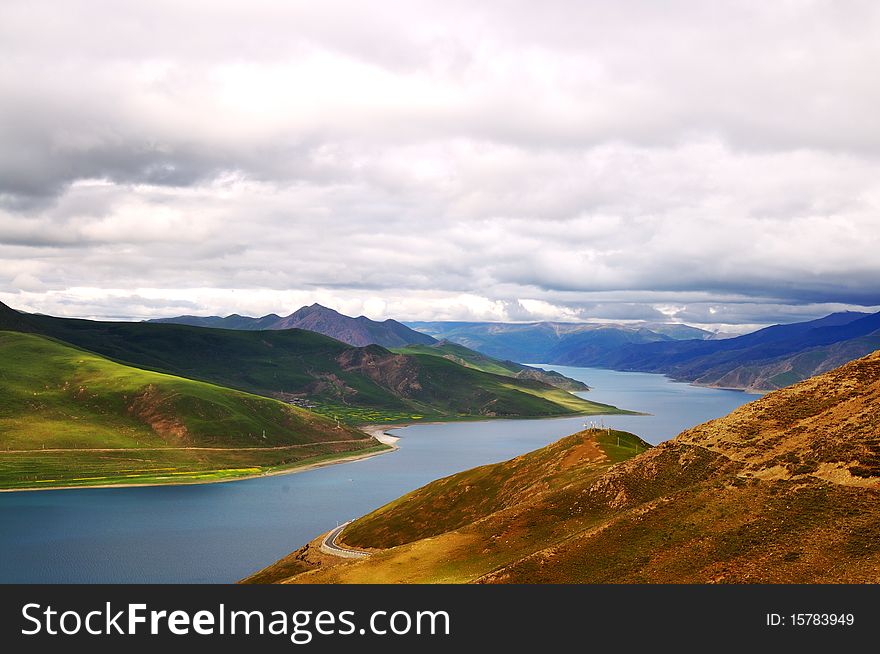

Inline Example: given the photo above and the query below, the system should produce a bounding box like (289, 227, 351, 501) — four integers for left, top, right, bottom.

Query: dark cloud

(1, 1, 878, 327)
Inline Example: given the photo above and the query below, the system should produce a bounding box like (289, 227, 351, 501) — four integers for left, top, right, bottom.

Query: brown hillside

(246, 350, 880, 584)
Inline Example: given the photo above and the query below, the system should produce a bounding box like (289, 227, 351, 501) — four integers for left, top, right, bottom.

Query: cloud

(1, 1, 879, 327)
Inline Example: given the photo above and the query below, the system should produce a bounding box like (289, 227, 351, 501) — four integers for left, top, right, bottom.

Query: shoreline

(531, 362, 769, 395)
(0, 427, 401, 494)
(0, 413, 624, 494)
(359, 425, 401, 445)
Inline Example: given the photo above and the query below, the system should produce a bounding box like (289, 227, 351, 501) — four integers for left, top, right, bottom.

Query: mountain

(0, 331, 381, 490)
(152, 313, 285, 331)
(1, 301, 627, 423)
(574, 311, 880, 390)
(408, 313, 880, 391)
(247, 350, 880, 583)
(391, 341, 590, 392)
(0, 300, 37, 332)
(151, 303, 437, 348)
(405, 320, 711, 363)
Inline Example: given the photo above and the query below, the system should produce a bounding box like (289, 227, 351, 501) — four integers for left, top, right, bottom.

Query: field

(0, 442, 389, 490)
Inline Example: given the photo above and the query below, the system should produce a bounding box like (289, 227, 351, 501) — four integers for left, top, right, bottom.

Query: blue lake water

(0, 367, 759, 583)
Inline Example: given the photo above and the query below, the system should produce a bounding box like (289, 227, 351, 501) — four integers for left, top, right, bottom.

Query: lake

(0, 367, 759, 583)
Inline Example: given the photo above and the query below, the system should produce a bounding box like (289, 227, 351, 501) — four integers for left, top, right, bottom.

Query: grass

(27, 315, 400, 407)
(307, 403, 425, 425)
(0, 443, 390, 490)
(340, 428, 650, 550)
(0, 331, 379, 489)
(392, 341, 589, 391)
(393, 342, 525, 377)
(249, 427, 653, 584)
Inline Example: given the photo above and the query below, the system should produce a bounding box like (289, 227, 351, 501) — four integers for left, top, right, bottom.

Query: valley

(409, 311, 880, 392)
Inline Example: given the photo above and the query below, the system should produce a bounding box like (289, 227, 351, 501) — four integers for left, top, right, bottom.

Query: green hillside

(392, 341, 589, 391)
(0, 331, 382, 490)
(21, 311, 627, 423)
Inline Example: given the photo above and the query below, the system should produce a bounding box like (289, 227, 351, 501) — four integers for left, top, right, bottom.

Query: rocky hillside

(248, 350, 880, 583)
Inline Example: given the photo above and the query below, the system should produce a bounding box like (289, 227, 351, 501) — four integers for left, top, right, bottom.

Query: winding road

(320, 522, 370, 559)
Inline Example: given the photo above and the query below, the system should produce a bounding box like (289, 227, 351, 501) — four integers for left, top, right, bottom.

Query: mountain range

(150, 303, 436, 348)
(0, 300, 632, 490)
(247, 349, 880, 583)
(409, 311, 880, 391)
(563, 310, 880, 390)
(406, 320, 713, 363)
(1, 300, 622, 427)
(149, 303, 589, 392)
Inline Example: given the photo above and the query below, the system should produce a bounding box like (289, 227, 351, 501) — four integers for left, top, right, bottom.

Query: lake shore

(1, 367, 760, 582)
(0, 413, 629, 494)
(0, 429, 400, 493)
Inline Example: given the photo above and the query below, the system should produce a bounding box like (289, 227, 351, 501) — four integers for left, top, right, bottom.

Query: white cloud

(1, 1, 879, 327)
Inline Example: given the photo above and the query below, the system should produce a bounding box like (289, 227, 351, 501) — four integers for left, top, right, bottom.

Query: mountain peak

(149, 303, 435, 347)
(278, 305, 434, 347)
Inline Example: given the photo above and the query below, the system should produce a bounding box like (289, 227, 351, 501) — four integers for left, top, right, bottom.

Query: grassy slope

(392, 341, 589, 391)
(396, 352, 622, 417)
(251, 350, 880, 584)
(244, 428, 650, 583)
(0, 331, 381, 489)
(27, 314, 385, 402)
(23, 313, 625, 422)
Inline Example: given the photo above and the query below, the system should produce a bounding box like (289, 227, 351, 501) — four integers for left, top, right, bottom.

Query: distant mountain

(0, 301, 625, 423)
(573, 311, 880, 390)
(405, 320, 711, 363)
(250, 350, 880, 583)
(156, 313, 284, 330)
(151, 303, 436, 348)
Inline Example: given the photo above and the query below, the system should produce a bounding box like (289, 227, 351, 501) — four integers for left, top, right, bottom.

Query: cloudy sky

(2, 1, 879, 331)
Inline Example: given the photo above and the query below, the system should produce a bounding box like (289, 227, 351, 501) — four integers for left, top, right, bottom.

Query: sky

(1, 1, 879, 332)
